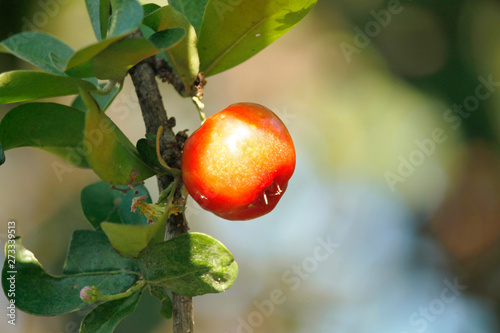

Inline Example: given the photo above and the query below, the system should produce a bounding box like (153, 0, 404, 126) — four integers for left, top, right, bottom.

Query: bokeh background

(1, 0, 500, 332)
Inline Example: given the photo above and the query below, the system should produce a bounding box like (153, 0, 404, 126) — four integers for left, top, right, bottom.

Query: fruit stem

(192, 96, 206, 124)
(156, 126, 182, 178)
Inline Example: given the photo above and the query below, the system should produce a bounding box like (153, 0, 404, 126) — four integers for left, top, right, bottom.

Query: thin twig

(128, 29, 194, 333)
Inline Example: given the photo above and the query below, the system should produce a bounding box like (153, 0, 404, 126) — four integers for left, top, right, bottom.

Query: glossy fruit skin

(181, 103, 296, 221)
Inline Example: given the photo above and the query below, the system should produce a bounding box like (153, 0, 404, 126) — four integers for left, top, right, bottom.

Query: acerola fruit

(181, 103, 296, 220)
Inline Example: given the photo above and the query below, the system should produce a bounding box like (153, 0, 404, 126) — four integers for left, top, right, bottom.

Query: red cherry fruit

(181, 103, 296, 220)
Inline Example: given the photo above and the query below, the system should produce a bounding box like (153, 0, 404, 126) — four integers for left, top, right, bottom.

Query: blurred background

(1, 0, 500, 332)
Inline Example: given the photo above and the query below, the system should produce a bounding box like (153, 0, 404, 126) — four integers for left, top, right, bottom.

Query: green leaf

(169, 0, 209, 35)
(65, 36, 130, 78)
(136, 135, 164, 171)
(138, 233, 238, 297)
(81, 87, 156, 184)
(100, 0, 112, 39)
(143, 5, 200, 95)
(85, 0, 111, 40)
(149, 28, 186, 49)
(0, 102, 90, 168)
(108, 0, 143, 38)
(149, 285, 172, 319)
(0, 70, 97, 104)
(140, 23, 156, 39)
(49, 52, 68, 73)
(63, 230, 140, 274)
(198, 0, 317, 76)
(101, 214, 168, 258)
(0, 32, 74, 75)
(90, 28, 185, 80)
(143, 3, 161, 17)
(65, 29, 184, 80)
(80, 291, 142, 333)
(2, 233, 139, 316)
(71, 84, 121, 112)
(66, 0, 143, 78)
(81, 181, 152, 229)
(0, 143, 5, 166)
(67, 1, 183, 80)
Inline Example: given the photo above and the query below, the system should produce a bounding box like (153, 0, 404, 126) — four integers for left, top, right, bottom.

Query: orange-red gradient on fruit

(181, 103, 296, 220)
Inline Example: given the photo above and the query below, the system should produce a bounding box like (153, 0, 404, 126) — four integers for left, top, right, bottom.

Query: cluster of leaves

(3, 181, 238, 331)
(0, 0, 316, 181)
(0, 0, 316, 331)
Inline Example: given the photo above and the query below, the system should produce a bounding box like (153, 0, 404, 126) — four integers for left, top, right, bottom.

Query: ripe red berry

(181, 103, 296, 220)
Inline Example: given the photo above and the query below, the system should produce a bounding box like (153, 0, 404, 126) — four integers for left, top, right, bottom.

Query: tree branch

(128, 32, 194, 333)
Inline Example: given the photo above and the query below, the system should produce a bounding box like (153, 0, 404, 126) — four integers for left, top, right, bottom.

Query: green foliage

(65, 35, 134, 78)
(2, 232, 140, 316)
(92, 28, 185, 80)
(136, 134, 165, 171)
(85, 0, 111, 40)
(71, 84, 122, 112)
(81, 178, 166, 258)
(81, 87, 156, 184)
(108, 0, 144, 38)
(0, 0, 317, 100)
(0, 103, 90, 168)
(149, 285, 173, 319)
(138, 233, 238, 297)
(0, 0, 314, 330)
(69, 1, 182, 80)
(143, 5, 199, 95)
(80, 291, 142, 333)
(198, 0, 317, 76)
(0, 31, 74, 75)
(142, 3, 161, 17)
(64, 230, 140, 274)
(0, 144, 4, 166)
(81, 181, 152, 229)
(100, 216, 168, 258)
(169, 0, 209, 36)
(0, 0, 317, 160)
(2, 230, 237, 323)
(65, 28, 185, 80)
(0, 71, 97, 104)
